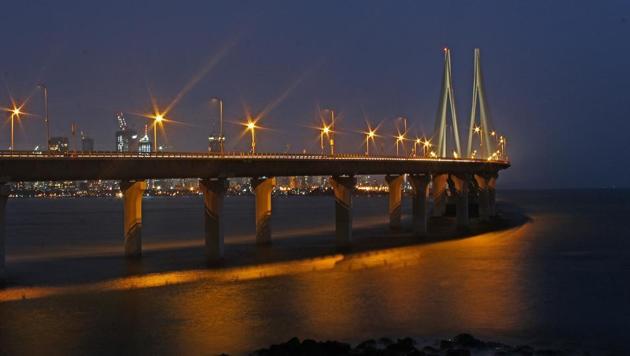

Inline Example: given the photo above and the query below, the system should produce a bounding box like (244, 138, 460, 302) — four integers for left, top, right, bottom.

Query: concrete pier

(200, 178, 228, 263)
(330, 176, 356, 249)
(474, 173, 491, 221)
(251, 177, 275, 246)
(449, 174, 470, 229)
(409, 174, 431, 237)
(120, 180, 147, 258)
(385, 175, 404, 230)
(432, 174, 448, 216)
(488, 173, 498, 216)
(0, 183, 9, 284)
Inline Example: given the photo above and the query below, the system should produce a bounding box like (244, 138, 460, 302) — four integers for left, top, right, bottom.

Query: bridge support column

(409, 174, 431, 237)
(330, 176, 356, 249)
(449, 174, 471, 229)
(200, 178, 228, 264)
(488, 173, 498, 216)
(252, 177, 275, 246)
(385, 175, 404, 230)
(474, 173, 491, 221)
(0, 183, 9, 284)
(120, 180, 146, 258)
(432, 174, 448, 216)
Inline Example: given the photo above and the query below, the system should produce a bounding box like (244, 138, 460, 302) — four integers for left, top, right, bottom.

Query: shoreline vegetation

(249, 334, 587, 356)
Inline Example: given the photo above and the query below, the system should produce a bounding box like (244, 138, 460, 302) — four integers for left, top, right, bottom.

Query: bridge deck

(0, 151, 510, 181)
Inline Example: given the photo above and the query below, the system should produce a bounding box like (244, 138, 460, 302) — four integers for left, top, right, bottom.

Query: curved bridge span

(0, 151, 508, 181)
(0, 151, 509, 283)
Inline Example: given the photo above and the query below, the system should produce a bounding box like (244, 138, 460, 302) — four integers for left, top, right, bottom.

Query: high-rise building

(115, 112, 138, 152)
(49, 137, 69, 152)
(81, 136, 94, 152)
(208, 135, 224, 153)
(138, 125, 152, 153)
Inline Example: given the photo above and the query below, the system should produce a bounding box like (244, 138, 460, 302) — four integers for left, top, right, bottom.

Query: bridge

(0, 151, 508, 280)
(0, 48, 511, 282)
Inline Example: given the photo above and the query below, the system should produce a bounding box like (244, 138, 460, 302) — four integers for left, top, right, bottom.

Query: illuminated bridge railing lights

(0, 150, 509, 165)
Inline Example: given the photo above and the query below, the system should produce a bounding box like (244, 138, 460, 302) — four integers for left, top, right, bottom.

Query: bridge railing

(0, 150, 509, 164)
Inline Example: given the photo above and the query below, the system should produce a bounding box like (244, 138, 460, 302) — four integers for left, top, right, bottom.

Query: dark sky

(1, 0, 629, 188)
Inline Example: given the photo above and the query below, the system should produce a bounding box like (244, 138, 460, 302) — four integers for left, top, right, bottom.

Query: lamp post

(414, 138, 421, 157)
(329, 110, 335, 155)
(153, 114, 164, 152)
(246, 120, 256, 153)
(422, 139, 432, 158)
(320, 124, 330, 154)
(366, 129, 376, 156)
(321, 109, 335, 155)
(9, 107, 21, 151)
(395, 116, 407, 156)
(37, 84, 49, 150)
(210, 97, 224, 154)
(474, 125, 483, 156)
(395, 133, 406, 156)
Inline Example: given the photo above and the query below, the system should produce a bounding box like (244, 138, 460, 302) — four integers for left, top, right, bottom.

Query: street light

(320, 123, 331, 154)
(422, 138, 432, 158)
(394, 116, 407, 156)
(321, 109, 335, 155)
(395, 132, 406, 156)
(366, 128, 376, 156)
(474, 125, 483, 151)
(246, 120, 256, 153)
(210, 97, 225, 154)
(413, 138, 421, 157)
(245, 119, 257, 153)
(9, 106, 21, 150)
(37, 84, 49, 150)
(153, 113, 164, 152)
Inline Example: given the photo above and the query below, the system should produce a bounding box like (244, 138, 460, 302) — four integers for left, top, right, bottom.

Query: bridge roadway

(0, 151, 508, 181)
(0, 151, 509, 283)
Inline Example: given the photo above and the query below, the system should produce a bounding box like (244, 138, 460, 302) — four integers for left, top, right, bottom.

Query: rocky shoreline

(249, 334, 588, 355)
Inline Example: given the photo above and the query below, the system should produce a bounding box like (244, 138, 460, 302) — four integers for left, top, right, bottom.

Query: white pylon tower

(433, 48, 462, 158)
(466, 48, 494, 159)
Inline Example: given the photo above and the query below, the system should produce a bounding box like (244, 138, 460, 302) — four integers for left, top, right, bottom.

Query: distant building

(81, 136, 94, 152)
(115, 112, 138, 152)
(116, 130, 138, 152)
(138, 125, 152, 153)
(208, 135, 224, 153)
(157, 144, 172, 152)
(49, 137, 69, 152)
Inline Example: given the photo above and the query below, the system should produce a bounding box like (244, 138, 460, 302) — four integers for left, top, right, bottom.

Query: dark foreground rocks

(250, 333, 588, 356)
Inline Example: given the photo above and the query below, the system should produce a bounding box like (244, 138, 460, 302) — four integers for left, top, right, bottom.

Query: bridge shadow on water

(2, 201, 530, 295)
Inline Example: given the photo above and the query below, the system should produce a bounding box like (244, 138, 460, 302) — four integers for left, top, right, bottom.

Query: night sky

(1, 1, 629, 188)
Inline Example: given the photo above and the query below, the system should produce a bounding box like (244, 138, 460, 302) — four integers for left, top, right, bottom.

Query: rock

(512, 345, 534, 356)
(379, 337, 394, 347)
(300, 339, 319, 354)
(355, 339, 377, 350)
(262, 337, 301, 355)
(384, 337, 419, 355)
(248, 335, 580, 356)
(440, 340, 455, 350)
(453, 333, 485, 348)
(252, 337, 352, 356)
(533, 350, 566, 356)
(446, 349, 471, 356)
(319, 340, 351, 355)
(421, 345, 439, 354)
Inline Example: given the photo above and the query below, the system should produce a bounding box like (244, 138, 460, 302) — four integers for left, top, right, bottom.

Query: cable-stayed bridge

(0, 49, 510, 283)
